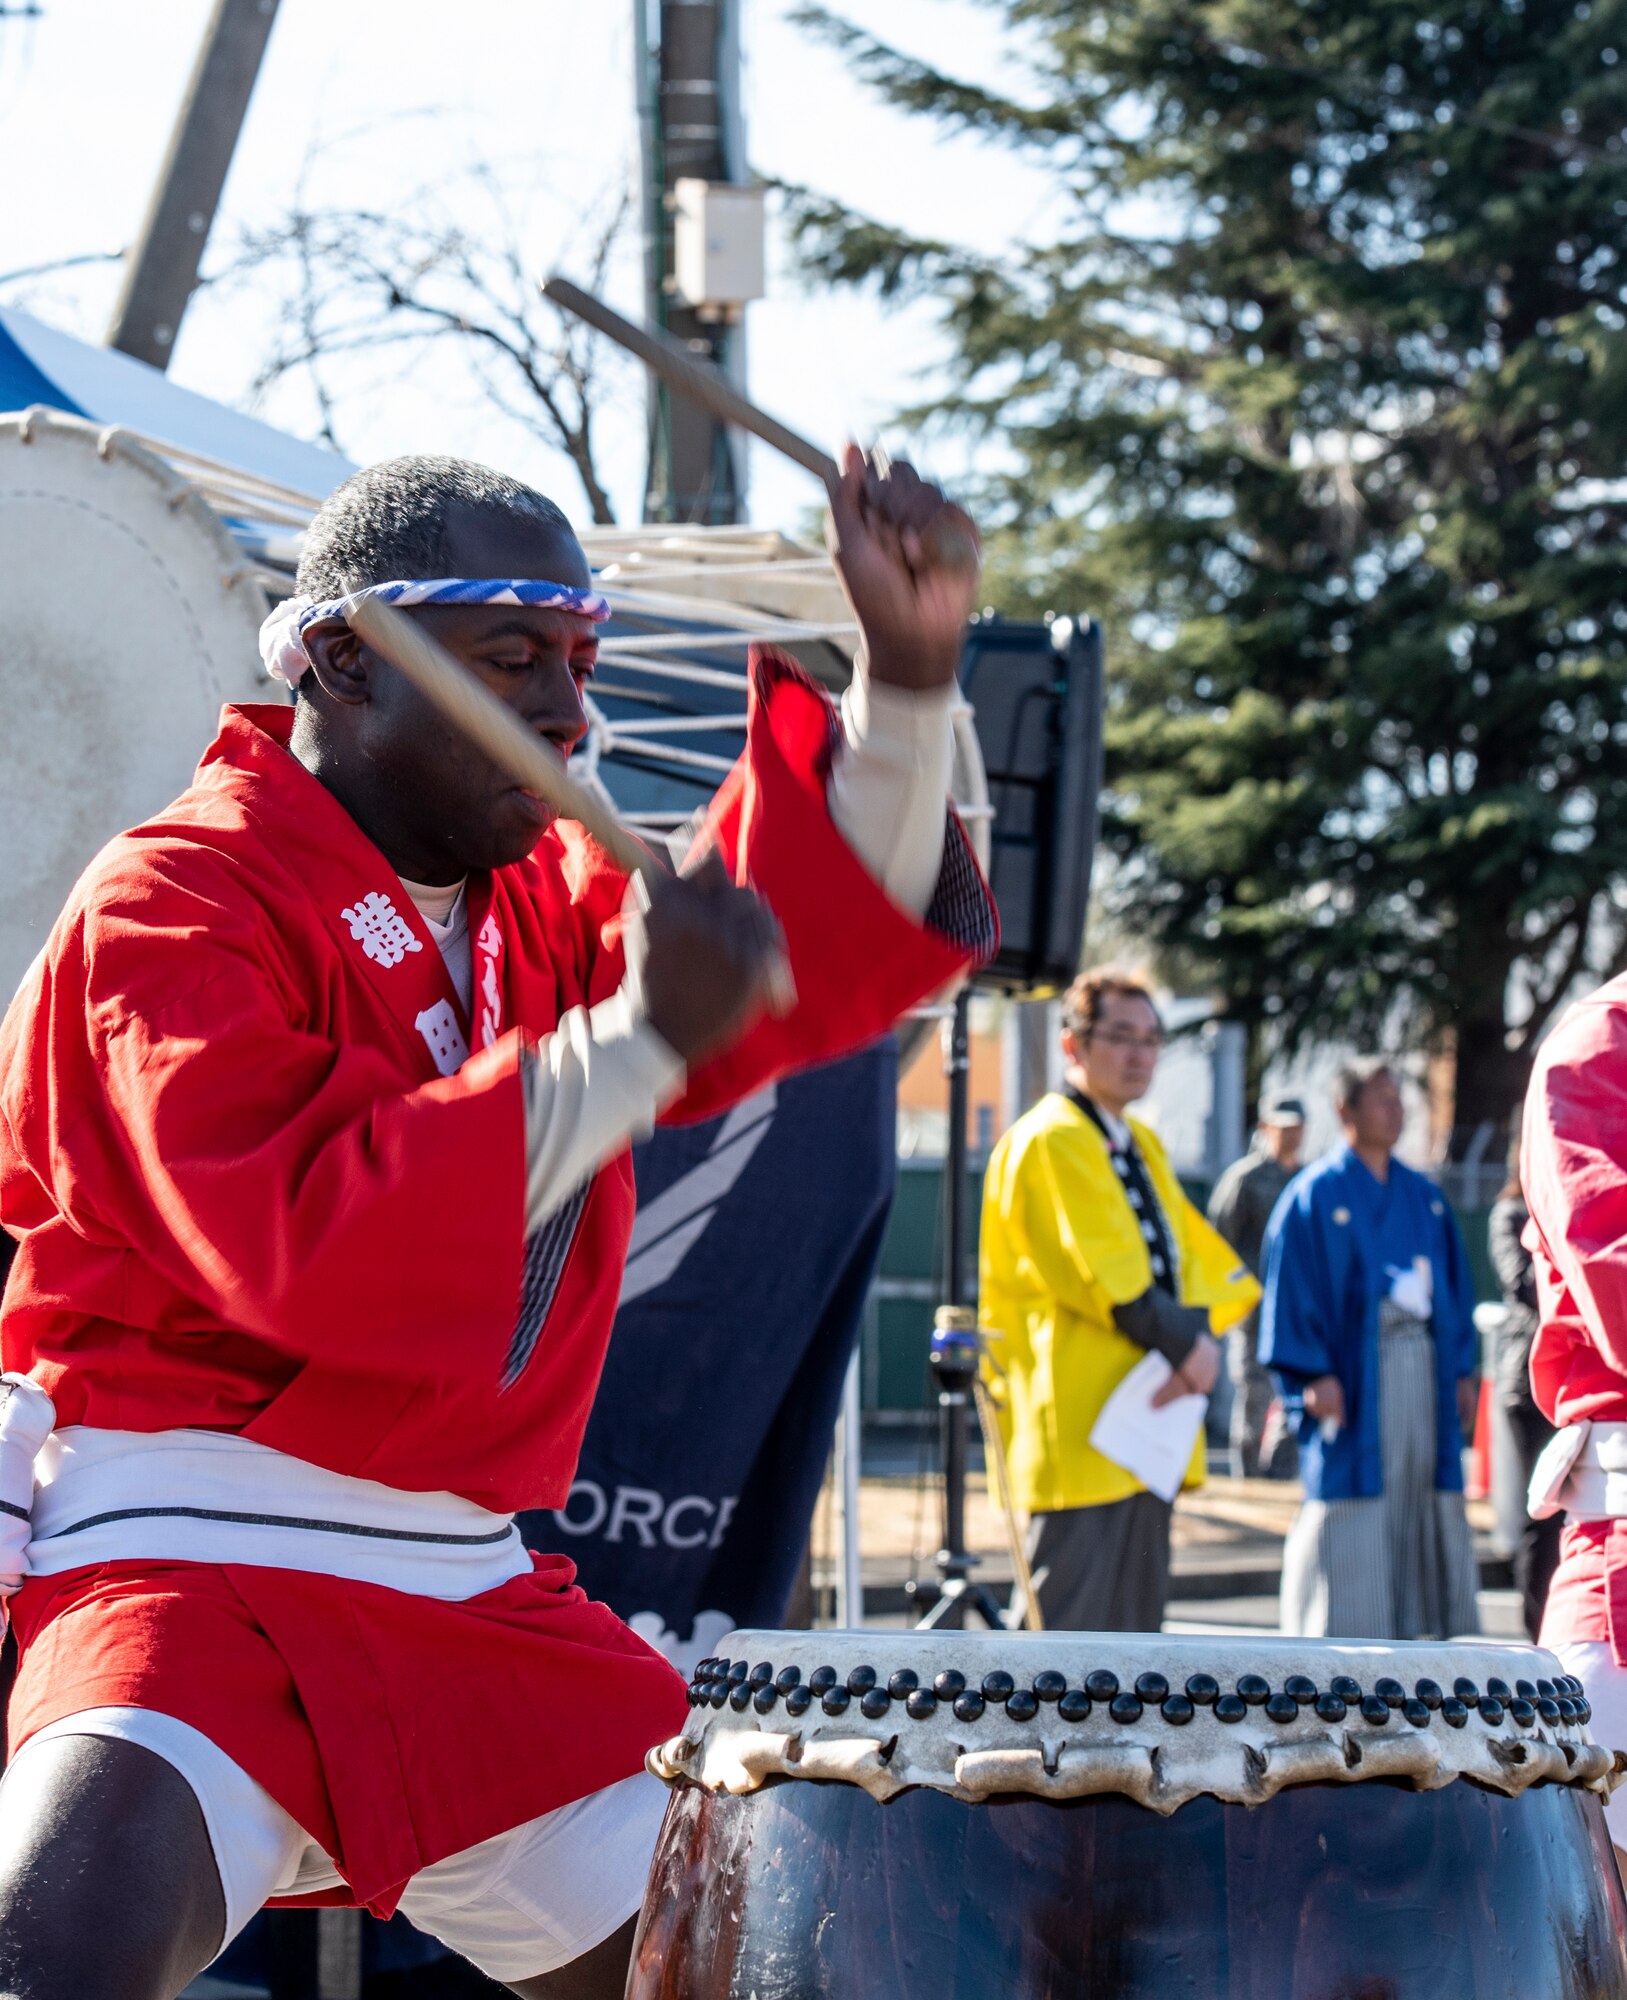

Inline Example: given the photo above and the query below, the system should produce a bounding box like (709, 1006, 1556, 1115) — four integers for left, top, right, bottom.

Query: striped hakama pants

(1279, 1303, 1480, 1639)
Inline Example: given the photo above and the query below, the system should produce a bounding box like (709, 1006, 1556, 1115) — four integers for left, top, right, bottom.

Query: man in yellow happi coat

(980, 968, 1259, 1630)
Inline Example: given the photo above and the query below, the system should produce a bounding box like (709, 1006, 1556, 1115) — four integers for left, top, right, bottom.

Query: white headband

(258, 577, 613, 687)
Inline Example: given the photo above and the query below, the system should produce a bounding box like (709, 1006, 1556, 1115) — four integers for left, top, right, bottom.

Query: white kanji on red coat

(476, 911, 503, 1048)
(415, 1000, 469, 1077)
(340, 891, 423, 968)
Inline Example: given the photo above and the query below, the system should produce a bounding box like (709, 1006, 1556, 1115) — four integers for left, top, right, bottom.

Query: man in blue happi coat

(1260, 1057, 1481, 1638)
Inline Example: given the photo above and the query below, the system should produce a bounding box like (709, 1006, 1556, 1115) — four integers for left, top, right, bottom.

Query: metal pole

(945, 987, 970, 1307)
(835, 1346, 863, 1627)
(631, 0, 666, 519)
(941, 987, 971, 1564)
(640, 0, 744, 524)
(107, 0, 281, 369)
(941, 1330, 969, 1562)
(912, 988, 1005, 1630)
(1004, 996, 1054, 1121)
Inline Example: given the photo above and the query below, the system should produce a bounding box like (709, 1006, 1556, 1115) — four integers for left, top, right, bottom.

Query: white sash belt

(0, 1378, 531, 1603)
(1530, 1420, 1627, 1523)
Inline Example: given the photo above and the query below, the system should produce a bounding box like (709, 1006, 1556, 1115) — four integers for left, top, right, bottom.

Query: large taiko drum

(632, 1631, 1627, 1998)
(0, 408, 275, 1002)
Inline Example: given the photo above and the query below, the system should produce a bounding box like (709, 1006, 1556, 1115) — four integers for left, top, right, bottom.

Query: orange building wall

(897, 1011, 1008, 1154)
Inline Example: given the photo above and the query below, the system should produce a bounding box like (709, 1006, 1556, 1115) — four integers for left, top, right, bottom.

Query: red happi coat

(1522, 973, 1627, 1663)
(0, 650, 992, 1910)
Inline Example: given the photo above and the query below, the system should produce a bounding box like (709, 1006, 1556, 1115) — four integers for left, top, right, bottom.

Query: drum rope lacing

(650, 1653, 1626, 1814)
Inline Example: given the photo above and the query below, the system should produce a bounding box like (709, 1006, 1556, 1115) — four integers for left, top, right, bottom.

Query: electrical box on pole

(671, 178, 765, 320)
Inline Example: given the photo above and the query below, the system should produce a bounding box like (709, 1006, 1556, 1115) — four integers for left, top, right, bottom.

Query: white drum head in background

(0, 409, 272, 1000)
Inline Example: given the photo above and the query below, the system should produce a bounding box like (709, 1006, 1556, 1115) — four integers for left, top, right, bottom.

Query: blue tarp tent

(0, 304, 350, 499)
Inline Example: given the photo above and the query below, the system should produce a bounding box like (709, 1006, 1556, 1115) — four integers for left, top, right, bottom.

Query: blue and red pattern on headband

(260, 577, 611, 687)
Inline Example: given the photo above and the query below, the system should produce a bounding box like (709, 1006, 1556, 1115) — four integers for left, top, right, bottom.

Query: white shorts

(1552, 1639, 1627, 1846)
(1, 1707, 668, 1983)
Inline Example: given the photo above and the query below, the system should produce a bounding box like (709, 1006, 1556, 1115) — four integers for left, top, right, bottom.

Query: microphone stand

(909, 985, 1007, 1630)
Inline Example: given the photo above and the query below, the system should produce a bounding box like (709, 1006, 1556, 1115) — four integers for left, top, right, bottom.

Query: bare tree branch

(209, 165, 633, 523)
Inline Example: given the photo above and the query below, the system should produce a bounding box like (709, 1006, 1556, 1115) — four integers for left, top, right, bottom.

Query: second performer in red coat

(1519, 973, 1627, 1875)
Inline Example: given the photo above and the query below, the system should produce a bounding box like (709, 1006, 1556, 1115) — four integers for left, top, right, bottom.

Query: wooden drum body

(632, 1633, 1627, 1999)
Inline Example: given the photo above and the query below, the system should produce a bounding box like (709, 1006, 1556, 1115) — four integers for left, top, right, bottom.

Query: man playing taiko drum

(1521, 976, 1627, 1874)
(0, 447, 993, 1998)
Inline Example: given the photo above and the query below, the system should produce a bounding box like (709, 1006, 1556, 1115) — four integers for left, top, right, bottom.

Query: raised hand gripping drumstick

(540, 275, 980, 574)
(346, 593, 796, 1013)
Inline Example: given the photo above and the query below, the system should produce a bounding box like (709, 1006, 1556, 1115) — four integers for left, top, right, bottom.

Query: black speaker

(959, 614, 1104, 997)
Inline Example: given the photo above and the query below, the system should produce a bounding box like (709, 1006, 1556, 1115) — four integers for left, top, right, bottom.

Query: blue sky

(0, 0, 1054, 529)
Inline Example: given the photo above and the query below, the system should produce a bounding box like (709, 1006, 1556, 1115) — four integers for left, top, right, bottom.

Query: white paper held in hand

(1088, 1350, 1208, 1505)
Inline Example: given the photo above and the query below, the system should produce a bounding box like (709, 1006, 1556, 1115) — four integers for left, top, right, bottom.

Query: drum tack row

(687, 1653, 1594, 1733)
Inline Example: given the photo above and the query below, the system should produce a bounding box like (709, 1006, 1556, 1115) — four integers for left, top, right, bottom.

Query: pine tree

(790, 0, 1627, 1146)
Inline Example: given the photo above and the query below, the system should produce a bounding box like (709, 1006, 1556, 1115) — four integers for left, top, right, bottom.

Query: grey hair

(1333, 1054, 1397, 1115)
(295, 455, 574, 602)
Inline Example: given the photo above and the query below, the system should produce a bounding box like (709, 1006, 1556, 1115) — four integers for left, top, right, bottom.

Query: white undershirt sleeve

(828, 667, 954, 920)
(402, 877, 687, 1236)
(520, 989, 684, 1233)
(519, 886, 686, 1233)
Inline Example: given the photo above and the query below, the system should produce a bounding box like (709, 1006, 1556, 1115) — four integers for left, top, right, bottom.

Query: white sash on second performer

(25, 1426, 532, 1601)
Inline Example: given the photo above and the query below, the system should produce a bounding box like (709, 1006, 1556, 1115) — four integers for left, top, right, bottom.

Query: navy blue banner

(519, 1039, 898, 1670)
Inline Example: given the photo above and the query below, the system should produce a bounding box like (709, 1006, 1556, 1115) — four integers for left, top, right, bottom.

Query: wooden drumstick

(541, 275, 980, 574)
(346, 592, 797, 1014)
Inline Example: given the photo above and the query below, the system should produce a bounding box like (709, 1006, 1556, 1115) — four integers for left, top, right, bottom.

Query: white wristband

(0, 1374, 55, 1605)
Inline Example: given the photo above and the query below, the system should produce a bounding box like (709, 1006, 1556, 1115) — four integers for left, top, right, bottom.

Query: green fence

(863, 1158, 1498, 1416)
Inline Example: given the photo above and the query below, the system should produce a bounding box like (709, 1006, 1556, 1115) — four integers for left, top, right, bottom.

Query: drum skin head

(656, 1630, 1621, 1813)
(0, 408, 270, 999)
